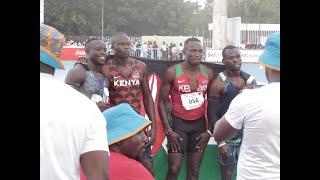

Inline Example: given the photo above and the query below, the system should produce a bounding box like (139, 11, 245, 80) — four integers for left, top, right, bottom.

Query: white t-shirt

(40, 73, 109, 180)
(161, 45, 167, 51)
(224, 83, 280, 180)
(178, 45, 183, 52)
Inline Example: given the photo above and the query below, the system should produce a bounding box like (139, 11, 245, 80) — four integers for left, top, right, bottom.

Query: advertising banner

(60, 46, 85, 60)
(205, 49, 263, 63)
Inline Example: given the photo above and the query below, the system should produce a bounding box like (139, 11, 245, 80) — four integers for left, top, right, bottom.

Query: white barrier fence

(204, 49, 263, 63)
(61, 46, 264, 62)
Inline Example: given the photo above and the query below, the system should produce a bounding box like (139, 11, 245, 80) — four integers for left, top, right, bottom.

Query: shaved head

(111, 32, 129, 49)
(183, 37, 201, 53)
(85, 37, 103, 52)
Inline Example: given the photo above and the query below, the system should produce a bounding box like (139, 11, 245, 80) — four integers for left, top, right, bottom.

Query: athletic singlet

(170, 64, 209, 120)
(106, 58, 143, 113)
(218, 71, 255, 144)
(77, 64, 107, 102)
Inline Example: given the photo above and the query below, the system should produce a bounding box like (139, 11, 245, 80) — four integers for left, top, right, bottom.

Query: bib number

(180, 92, 204, 110)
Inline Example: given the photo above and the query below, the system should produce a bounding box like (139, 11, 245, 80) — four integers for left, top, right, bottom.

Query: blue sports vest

(218, 71, 255, 145)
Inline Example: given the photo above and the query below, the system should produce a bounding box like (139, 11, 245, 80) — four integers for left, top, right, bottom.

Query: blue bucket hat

(259, 32, 280, 71)
(40, 24, 65, 69)
(103, 103, 151, 145)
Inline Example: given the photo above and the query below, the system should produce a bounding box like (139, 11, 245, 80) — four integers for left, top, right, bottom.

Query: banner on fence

(205, 49, 263, 63)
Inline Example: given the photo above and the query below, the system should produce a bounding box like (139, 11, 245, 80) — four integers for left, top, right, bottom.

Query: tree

(45, 0, 102, 35)
(189, 0, 213, 37)
(44, 0, 279, 36)
(227, 0, 280, 24)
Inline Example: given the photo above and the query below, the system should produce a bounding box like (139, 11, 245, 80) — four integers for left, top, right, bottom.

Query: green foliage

(44, 0, 279, 36)
(227, 0, 280, 23)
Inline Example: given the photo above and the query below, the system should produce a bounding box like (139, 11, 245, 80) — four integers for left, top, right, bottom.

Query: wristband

(206, 130, 213, 137)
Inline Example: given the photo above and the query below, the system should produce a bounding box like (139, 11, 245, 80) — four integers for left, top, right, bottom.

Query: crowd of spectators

(65, 40, 85, 46)
(133, 40, 184, 60)
(64, 37, 265, 61)
(240, 41, 265, 49)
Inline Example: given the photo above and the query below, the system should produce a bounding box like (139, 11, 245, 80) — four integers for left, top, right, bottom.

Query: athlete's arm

(158, 66, 175, 134)
(77, 57, 88, 65)
(207, 74, 225, 131)
(158, 66, 183, 152)
(65, 64, 86, 91)
(80, 151, 109, 180)
(207, 74, 230, 156)
(205, 67, 216, 134)
(140, 62, 157, 146)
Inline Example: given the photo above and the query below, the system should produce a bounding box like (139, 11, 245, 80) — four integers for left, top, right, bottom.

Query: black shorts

(167, 115, 206, 153)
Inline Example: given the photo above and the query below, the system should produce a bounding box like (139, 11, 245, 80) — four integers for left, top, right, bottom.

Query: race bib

(180, 92, 204, 110)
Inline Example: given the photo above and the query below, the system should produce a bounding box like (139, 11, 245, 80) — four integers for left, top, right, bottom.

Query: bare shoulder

(166, 65, 176, 74)
(65, 64, 86, 83)
(212, 73, 225, 89)
(208, 73, 225, 96)
(134, 58, 147, 68)
(164, 65, 176, 81)
(68, 64, 86, 76)
(204, 65, 215, 79)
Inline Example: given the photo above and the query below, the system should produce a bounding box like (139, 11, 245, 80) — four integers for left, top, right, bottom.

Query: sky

(197, 0, 206, 7)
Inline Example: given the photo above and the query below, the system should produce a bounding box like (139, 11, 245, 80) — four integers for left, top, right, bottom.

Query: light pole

(101, 0, 104, 39)
(245, 0, 248, 44)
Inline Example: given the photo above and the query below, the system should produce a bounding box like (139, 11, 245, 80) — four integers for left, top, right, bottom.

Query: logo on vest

(178, 85, 191, 93)
(114, 75, 121, 79)
(179, 84, 207, 93)
(132, 73, 140, 79)
(197, 84, 207, 92)
(114, 79, 140, 87)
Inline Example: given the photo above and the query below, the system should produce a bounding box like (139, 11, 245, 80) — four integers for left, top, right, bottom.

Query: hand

(77, 57, 88, 65)
(218, 143, 230, 157)
(242, 83, 255, 91)
(145, 127, 156, 147)
(246, 84, 255, 89)
(167, 130, 183, 152)
(97, 102, 110, 112)
(195, 132, 211, 152)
